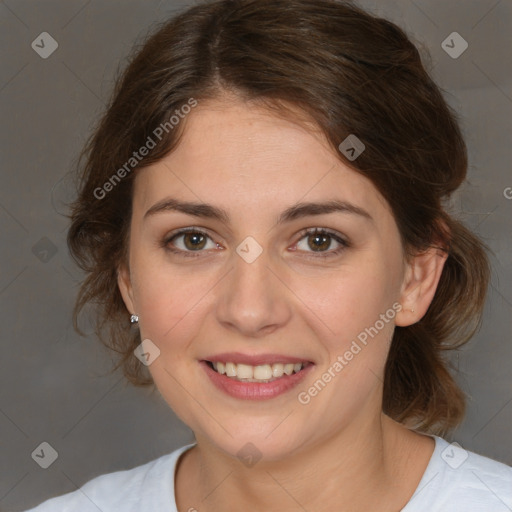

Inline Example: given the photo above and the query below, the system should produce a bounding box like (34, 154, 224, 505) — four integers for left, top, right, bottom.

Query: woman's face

(119, 98, 415, 460)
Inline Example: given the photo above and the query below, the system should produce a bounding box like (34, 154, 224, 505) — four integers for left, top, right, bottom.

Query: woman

(25, 0, 512, 510)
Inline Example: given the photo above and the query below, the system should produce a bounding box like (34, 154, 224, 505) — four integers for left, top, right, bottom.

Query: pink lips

(200, 357, 314, 400)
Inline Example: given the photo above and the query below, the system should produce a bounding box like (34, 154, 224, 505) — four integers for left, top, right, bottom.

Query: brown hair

(67, 0, 490, 435)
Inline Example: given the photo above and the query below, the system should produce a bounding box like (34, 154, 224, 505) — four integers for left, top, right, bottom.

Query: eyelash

(161, 226, 350, 259)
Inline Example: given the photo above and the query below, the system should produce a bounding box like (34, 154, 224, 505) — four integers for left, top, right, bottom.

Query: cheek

(130, 253, 206, 346)
(130, 258, 211, 425)
(291, 261, 399, 342)
(288, 255, 401, 403)
(298, 269, 398, 406)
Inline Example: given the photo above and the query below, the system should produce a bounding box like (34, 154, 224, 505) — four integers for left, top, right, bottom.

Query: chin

(195, 419, 310, 464)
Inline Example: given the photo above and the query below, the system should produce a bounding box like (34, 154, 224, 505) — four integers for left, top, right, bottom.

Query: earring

(130, 314, 139, 324)
(409, 308, 415, 313)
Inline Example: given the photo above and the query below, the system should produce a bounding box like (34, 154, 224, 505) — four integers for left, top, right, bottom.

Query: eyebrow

(143, 197, 373, 224)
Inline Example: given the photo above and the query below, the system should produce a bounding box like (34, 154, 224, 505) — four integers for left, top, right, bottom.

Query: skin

(118, 95, 448, 512)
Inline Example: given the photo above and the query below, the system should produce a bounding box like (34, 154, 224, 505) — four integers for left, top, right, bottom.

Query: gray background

(1, 1, 511, 510)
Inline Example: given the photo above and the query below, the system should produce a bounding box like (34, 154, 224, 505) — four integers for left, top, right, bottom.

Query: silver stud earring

(130, 314, 139, 324)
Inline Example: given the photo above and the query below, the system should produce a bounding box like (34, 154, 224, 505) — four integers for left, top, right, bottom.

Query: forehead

(133, 100, 391, 221)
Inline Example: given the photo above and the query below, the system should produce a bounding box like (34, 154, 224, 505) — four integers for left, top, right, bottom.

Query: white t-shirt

(23, 435, 512, 511)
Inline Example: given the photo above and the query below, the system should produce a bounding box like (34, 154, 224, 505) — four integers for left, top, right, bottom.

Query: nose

(214, 244, 292, 338)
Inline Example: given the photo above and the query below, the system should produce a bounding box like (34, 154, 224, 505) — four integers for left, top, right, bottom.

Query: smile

(207, 361, 309, 382)
(200, 358, 314, 400)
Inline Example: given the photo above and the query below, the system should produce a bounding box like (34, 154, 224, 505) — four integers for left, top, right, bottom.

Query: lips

(200, 352, 315, 400)
(201, 361, 313, 400)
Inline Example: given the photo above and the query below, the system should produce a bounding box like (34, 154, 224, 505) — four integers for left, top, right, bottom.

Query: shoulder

(404, 435, 512, 512)
(23, 444, 195, 512)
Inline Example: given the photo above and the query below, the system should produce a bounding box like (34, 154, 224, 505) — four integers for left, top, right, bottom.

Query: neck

(176, 412, 430, 512)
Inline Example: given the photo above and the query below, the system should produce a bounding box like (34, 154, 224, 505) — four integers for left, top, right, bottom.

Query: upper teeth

(212, 362, 305, 381)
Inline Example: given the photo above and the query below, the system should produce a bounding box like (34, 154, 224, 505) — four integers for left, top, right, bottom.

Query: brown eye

(164, 229, 218, 254)
(307, 233, 332, 252)
(294, 228, 349, 258)
(183, 232, 207, 250)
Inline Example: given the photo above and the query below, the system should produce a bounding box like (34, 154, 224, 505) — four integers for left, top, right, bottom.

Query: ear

(117, 262, 136, 316)
(395, 246, 448, 327)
